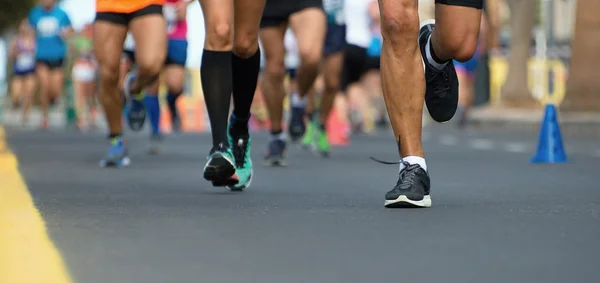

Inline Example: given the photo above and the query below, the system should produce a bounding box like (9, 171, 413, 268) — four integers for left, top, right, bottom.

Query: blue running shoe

(123, 71, 146, 131)
(264, 138, 287, 167)
(99, 137, 131, 168)
(227, 116, 253, 191)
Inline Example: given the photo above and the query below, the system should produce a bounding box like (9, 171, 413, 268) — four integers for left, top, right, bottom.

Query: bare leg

(260, 24, 287, 133)
(36, 64, 51, 128)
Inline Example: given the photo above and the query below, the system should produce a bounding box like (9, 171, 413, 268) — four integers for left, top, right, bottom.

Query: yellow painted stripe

(0, 127, 73, 283)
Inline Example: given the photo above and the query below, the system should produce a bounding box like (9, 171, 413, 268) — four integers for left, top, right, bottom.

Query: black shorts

(95, 4, 163, 26)
(435, 0, 483, 9)
(324, 23, 346, 56)
(37, 59, 64, 70)
(261, 0, 324, 28)
(122, 50, 136, 64)
(366, 56, 380, 70)
(341, 44, 368, 92)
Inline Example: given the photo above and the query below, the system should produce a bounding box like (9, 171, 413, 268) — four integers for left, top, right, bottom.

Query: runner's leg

(94, 18, 129, 167)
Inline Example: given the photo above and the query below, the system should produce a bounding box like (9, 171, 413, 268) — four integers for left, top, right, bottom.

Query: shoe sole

(384, 195, 432, 208)
(203, 156, 238, 186)
(99, 157, 131, 168)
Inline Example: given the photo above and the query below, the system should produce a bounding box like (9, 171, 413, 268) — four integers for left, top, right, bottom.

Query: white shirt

(284, 29, 299, 69)
(344, 0, 372, 48)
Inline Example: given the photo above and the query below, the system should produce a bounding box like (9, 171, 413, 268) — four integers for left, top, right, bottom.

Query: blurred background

(0, 0, 597, 136)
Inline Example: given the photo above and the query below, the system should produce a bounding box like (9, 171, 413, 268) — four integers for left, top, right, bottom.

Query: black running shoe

(264, 138, 287, 167)
(203, 144, 238, 187)
(288, 106, 306, 142)
(383, 161, 431, 208)
(419, 20, 459, 123)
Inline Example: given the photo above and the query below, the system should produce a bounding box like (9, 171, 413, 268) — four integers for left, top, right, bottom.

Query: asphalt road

(5, 125, 600, 283)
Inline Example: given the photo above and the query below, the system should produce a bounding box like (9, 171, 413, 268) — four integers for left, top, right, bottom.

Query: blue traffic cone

(530, 104, 567, 164)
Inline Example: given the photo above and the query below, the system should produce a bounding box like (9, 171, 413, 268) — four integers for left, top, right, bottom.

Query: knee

(137, 59, 163, 79)
(205, 21, 233, 50)
(265, 59, 285, 80)
(99, 65, 119, 86)
(324, 75, 340, 95)
(233, 33, 259, 58)
(299, 47, 321, 69)
(443, 33, 478, 62)
(380, 2, 419, 46)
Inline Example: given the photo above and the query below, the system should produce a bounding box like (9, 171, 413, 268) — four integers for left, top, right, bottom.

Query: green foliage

(0, 0, 37, 32)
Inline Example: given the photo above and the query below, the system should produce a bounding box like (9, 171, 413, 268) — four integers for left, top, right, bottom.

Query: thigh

(11, 77, 24, 94)
(24, 75, 37, 94)
(233, 0, 266, 45)
(36, 63, 51, 88)
(129, 5, 168, 68)
(288, 7, 326, 57)
(259, 24, 287, 73)
(323, 51, 344, 83)
(434, 1, 482, 43)
(50, 69, 64, 91)
(94, 21, 128, 76)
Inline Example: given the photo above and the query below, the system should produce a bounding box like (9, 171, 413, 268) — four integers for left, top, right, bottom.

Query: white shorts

(72, 63, 96, 83)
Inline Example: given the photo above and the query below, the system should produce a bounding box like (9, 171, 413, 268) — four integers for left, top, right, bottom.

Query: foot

(384, 162, 431, 208)
(288, 106, 306, 142)
(315, 126, 331, 158)
(419, 20, 460, 123)
(203, 144, 238, 187)
(99, 137, 131, 168)
(264, 138, 287, 167)
(301, 121, 317, 150)
(123, 71, 147, 131)
(148, 134, 163, 155)
(228, 117, 253, 191)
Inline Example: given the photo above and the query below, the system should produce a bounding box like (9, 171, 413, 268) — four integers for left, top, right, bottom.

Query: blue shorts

(14, 66, 36, 76)
(324, 23, 346, 56)
(166, 39, 188, 67)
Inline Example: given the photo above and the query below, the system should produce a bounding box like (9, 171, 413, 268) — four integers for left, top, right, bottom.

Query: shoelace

(370, 157, 417, 189)
(427, 68, 451, 97)
(234, 138, 249, 168)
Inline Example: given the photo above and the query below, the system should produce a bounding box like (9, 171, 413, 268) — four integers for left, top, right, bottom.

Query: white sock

(270, 132, 286, 141)
(400, 156, 427, 172)
(425, 35, 447, 71)
(290, 92, 305, 108)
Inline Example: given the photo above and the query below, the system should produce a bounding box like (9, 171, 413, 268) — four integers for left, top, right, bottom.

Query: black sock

(428, 36, 446, 65)
(231, 49, 261, 120)
(201, 50, 232, 148)
(166, 90, 181, 118)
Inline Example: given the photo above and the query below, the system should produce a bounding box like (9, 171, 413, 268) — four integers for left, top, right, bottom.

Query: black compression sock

(201, 50, 232, 148)
(231, 49, 261, 119)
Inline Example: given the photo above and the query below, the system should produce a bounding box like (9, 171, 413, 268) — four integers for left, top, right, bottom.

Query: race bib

(163, 4, 177, 33)
(37, 17, 60, 37)
(16, 53, 35, 70)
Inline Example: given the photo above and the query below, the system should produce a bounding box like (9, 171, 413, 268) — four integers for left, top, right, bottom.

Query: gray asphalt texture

(6, 125, 600, 283)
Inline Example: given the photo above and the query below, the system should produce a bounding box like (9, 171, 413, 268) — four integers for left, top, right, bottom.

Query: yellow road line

(0, 127, 73, 283)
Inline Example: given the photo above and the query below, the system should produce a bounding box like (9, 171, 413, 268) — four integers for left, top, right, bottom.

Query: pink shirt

(164, 0, 188, 40)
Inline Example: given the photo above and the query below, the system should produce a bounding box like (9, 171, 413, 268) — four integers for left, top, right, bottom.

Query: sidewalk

(469, 106, 600, 138)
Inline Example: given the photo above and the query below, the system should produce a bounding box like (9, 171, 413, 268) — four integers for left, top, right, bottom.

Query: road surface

(3, 125, 600, 283)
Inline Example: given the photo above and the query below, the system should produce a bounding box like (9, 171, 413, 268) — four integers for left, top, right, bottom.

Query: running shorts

(261, 0, 324, 28)
(95, 3, 164, 26)
(36, 58, 64, 70)
(324, 23, 346, 56)
(165, 39, 188, 67)
(341, 44, 368, 92)
(434, 0, 483, 9)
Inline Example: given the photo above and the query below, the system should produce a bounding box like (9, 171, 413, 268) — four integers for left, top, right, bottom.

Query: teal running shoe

(227, 116, 252, 191)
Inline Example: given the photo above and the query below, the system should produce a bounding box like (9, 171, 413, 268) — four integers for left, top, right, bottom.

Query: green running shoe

(301, 121, 317, 150)
(316, 127, 331, 157)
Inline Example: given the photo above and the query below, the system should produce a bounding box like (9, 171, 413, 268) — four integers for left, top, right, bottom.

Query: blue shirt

(28, 5, 71, 61)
